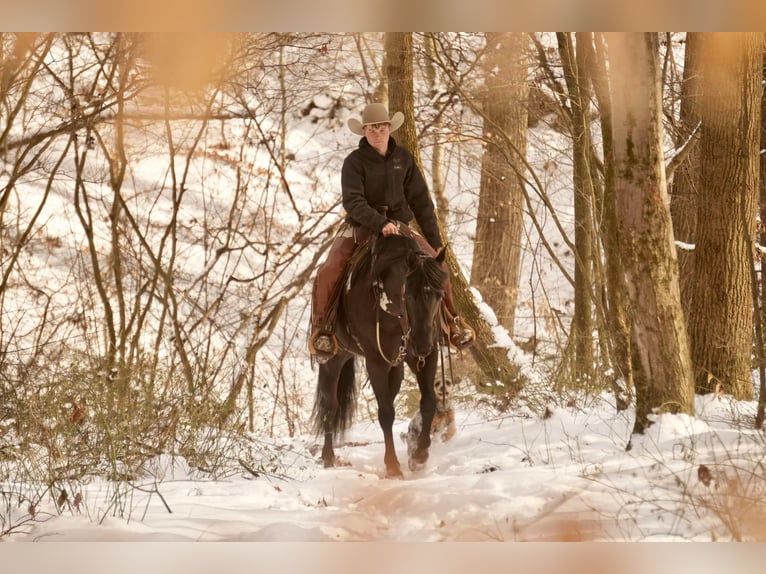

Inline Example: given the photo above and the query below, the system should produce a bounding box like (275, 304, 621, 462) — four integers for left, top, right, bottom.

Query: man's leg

(310, 226, 356, 360)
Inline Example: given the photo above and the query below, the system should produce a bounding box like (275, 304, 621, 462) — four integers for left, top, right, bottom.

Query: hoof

(408, 448, 429, 472)
(322, 456, 350, 468)
(385, 465, 404, 479)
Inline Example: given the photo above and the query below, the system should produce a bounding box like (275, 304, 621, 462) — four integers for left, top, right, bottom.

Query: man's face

(363, 122, 391, 153)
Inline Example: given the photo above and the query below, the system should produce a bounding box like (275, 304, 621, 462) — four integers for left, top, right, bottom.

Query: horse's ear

(406, 248, 421, 269)
(435, 245, 447, 264)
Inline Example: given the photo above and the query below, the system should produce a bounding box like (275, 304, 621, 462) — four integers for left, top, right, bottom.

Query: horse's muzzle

(410, 345, 433, 368)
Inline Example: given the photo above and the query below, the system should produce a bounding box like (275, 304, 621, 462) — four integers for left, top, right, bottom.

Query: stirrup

(449, 317, 475, 350)
(309, 329, 338, 362)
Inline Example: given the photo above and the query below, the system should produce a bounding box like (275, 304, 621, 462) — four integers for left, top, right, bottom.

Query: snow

(4, 390, 763, 544)
(3, 396, 764, 572)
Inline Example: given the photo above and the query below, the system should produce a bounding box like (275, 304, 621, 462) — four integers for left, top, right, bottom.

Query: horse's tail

(335, 358, 358, 436)
(312, 358, 358, 438)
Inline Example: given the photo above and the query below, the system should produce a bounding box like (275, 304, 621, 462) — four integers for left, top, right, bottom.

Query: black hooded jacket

(341, 136, 443, 250)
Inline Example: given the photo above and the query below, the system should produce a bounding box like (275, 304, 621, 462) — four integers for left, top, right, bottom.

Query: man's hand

(381, 221, 399, 236)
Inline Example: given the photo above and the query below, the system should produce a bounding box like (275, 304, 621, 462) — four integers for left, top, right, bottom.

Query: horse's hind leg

(317, 375, 338, 467)
(315, 356, 346, 468)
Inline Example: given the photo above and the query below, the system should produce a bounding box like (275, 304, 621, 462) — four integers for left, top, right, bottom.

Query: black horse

(311, 232, 447, 478)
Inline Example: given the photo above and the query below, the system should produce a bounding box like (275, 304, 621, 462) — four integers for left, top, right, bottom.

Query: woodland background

(1, 32, 766, 536)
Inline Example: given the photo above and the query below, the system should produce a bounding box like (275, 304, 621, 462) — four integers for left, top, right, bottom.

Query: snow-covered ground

(6, 389, 764, 543)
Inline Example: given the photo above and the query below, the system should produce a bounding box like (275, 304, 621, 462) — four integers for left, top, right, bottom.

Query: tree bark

(607, 33, 695, 433)
(687, 33, 761, 400)
(669, 33, 703, 317)
(558, 32, 595, 385)
(385, 32, 527, 396)
(423, 33, 450, 227)
(385, 33, 418, 162)
(471, 32, 528, 336)
(589, 33, 634, 410)
(757, 38, 766, 429)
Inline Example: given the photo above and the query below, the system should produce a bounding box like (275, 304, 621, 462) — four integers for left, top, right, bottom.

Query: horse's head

(369, 235, 447, 362)
(403, 246, 447, 360)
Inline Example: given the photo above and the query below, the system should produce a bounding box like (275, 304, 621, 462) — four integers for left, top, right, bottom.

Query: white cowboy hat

(347, 103, 404, 136)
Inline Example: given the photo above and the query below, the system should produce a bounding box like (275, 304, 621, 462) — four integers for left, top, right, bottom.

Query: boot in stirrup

(309, 328, 338, 364)
(449, 316, 475, 350)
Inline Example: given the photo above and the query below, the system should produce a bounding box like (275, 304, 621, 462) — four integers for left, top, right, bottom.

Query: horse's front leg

(407, 351, 439, 471)
(367, 359, 404, 478)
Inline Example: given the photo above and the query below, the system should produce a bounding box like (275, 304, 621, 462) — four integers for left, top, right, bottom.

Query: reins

(371, 244, 430, 368)
(437, 323, 455, 411)
(357, 230, 443, 370)
(375, 300, 409, 366)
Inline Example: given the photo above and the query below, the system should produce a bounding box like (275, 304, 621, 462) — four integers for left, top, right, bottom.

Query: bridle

(341, 233, 441, 369)
(373, 277, 410, 367)
(373, 256, 438, 370)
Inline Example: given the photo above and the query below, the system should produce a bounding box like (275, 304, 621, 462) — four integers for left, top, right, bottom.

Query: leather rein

(373, 277, 411, 367)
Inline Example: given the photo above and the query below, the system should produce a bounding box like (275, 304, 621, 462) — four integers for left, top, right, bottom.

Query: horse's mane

(370, 234, 413, 279)
(408, 253, 447, 295)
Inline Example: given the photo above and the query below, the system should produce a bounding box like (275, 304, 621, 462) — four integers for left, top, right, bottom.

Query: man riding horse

(309, 103, 474, 363)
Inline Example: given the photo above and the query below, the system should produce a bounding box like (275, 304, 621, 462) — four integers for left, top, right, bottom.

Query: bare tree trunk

(757, 38, 766, 429)
(385, 32, 528, 395)
(423, 33, 449, 227)
(607, 33, 694, 433)
(558, 32, 595, 385)
(386, 33, 425, 242)
(471, 32, 528, 336)
(687, 33, 761, 400)
(589, 33, 634, 410)
(669, 33, 703, 316)
(386, 33, 418, 161)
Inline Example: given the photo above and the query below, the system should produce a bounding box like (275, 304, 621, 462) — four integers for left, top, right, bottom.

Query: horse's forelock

(409, 255, 447, 294)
